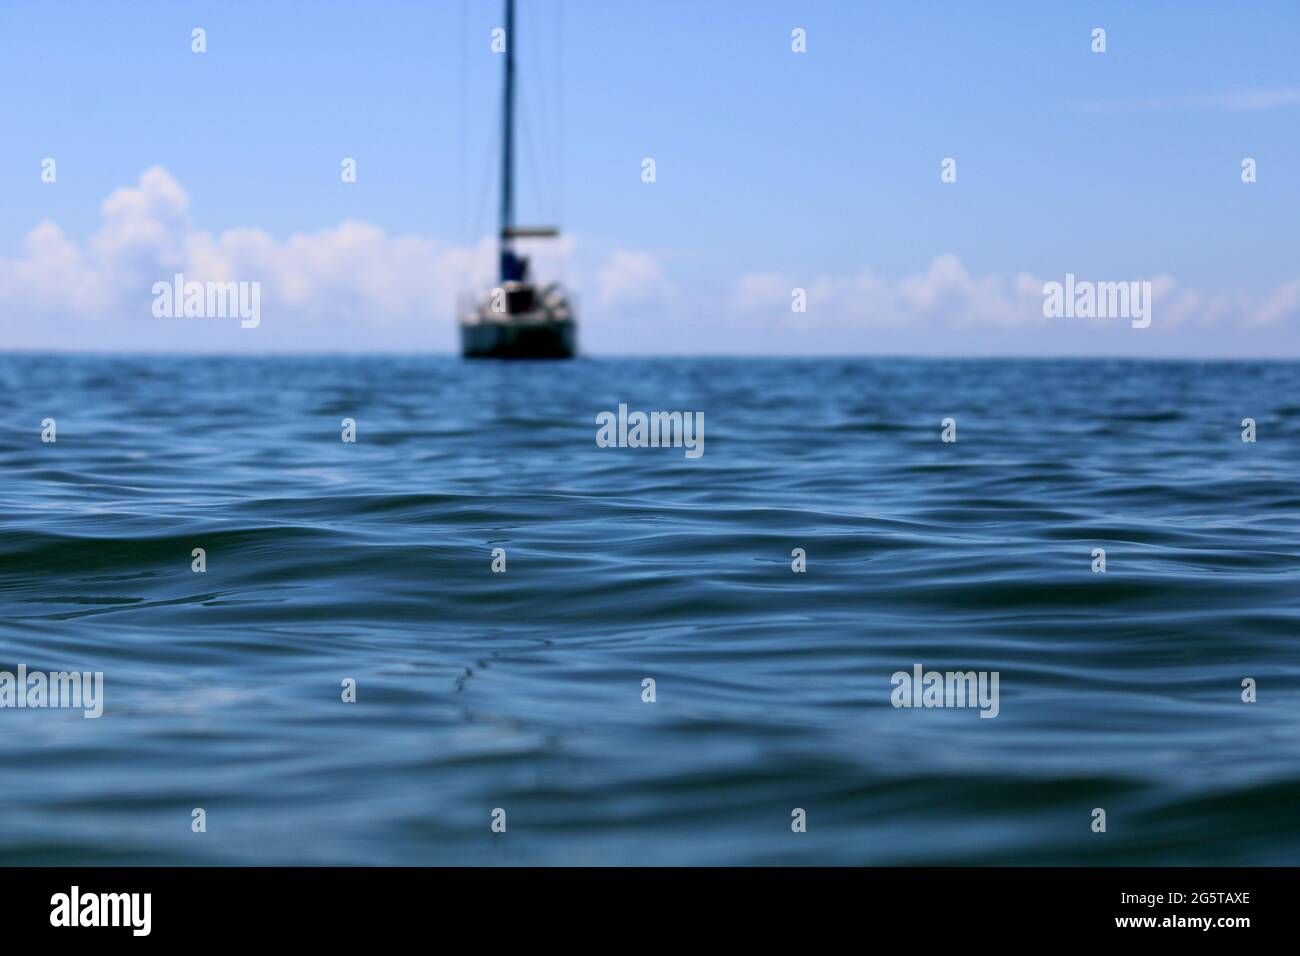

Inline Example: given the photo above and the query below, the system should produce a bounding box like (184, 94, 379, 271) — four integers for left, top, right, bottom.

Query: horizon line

(1, 348, 1297, 364)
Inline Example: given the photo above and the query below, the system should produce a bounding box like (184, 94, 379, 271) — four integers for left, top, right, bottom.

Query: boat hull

(460, 318, 577, 359)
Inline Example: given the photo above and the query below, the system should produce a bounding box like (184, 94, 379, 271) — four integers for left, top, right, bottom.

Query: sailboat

(460, 0, 577, 359)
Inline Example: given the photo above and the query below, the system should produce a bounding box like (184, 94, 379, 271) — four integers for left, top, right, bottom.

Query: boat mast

(499, 0, 517, 283)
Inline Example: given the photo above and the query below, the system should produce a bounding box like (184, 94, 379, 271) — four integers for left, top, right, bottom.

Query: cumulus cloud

(728, 257, 1300, 355)
(2, 168, 1297, 355)
(2, 223, 110, 316)
(733, 255, 1047, 328)
(0, 167, 652, 351)
(595, 249, 668, 309)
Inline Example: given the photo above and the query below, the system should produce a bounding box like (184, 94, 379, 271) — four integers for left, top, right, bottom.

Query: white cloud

(734, 255, 1049, 328)
(595, 249, 668, 309)
(733, 272, 789, 313)
(1251, 279, 1300, 326)
(0, 167, 623, 350)
(728, 257, 1300, 353)
(2, 222, 110, 316)
(2, 168, 1297, 355)
(1085, 87, 1300, 113)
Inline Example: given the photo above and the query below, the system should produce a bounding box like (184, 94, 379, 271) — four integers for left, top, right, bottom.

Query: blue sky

(1, 0, 1297, 355)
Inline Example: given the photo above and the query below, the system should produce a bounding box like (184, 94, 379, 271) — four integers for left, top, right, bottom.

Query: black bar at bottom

(0, 866, 1273, 941)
